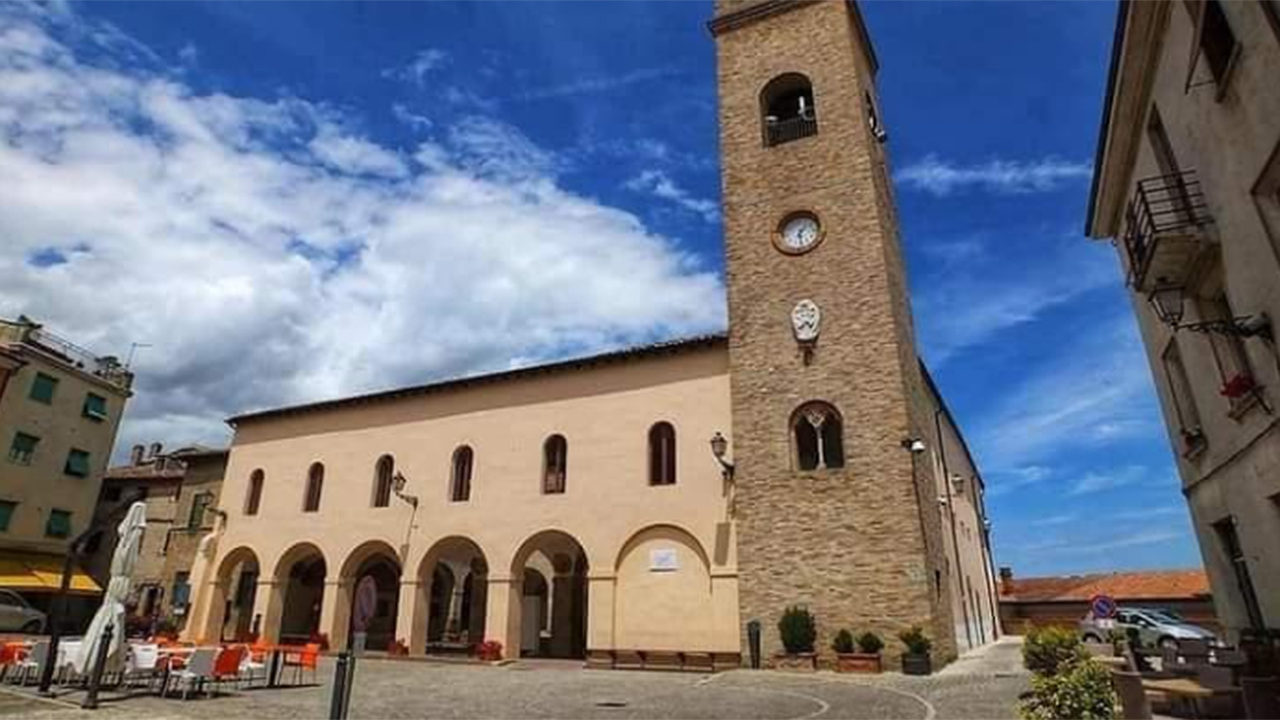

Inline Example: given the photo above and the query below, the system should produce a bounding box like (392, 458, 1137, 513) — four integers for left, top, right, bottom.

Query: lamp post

(1148, 284, 1272, 339)
(390, 472, 419, 563)
(709, 432, 734, 481)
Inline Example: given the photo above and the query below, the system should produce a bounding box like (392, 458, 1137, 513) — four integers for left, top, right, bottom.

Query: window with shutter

(8, 432, 39, 465)
(64, 448, 91, 477)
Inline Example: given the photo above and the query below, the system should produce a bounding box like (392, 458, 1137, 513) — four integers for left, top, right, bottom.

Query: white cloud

(895, 155, 1093, 196)
(516, 67, 680, 102)
(625, 169, 719, 224)
(0, 4, 726, 460)
(382, 48, 447, 87)
(392, 103, 432, 132)
(1067, 465, 1146, 496)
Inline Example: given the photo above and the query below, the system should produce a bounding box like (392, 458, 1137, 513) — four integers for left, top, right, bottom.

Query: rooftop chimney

(148, 442, 162, 459)
(130, 444, 145, 466)
(999, 566, 1014, 595)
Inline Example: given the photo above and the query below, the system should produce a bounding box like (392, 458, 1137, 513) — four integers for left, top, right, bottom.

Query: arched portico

(334, 540, 402, 652)
(411, 536, 488, 655)
(199, 546, 260, 643)
(266, 542, 327, 645)
(508, 530, 588, 659)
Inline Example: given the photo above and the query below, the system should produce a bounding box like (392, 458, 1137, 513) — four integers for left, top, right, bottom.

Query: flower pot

(901, 652, 932, 676)
(835, 653, 882, 673)
(773, 652, 818, 672)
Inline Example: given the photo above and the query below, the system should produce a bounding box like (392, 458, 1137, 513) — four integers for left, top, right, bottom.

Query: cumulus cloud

(625, 169, 719, 224)
(0, 4, 726, 459)
(382, 48, 448, 87)
(895, 155, 1093, 196)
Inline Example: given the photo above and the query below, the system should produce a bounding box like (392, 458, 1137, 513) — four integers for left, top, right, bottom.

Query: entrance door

(521, 595, 542, 656)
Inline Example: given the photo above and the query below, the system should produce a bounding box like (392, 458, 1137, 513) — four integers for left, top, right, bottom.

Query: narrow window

(82, 393, 108, 421)
(244, 469, 264, 516)
(451, 446, 473, 502)
(29, 372, 58, 404)
(64, 448, 91, 477)
(303, 462, 324, 512)
(373, 455, 394, 508)
(1198, 293, 1255, 403)
(171, 571, 192, 609)
(760, 73, 817, 147)
(1199, 0, 1238, 86)
(543, 435, 567, 494)
(1213, 518, 1264, 629)
(792, 402, 845, 471)
(1161, 341, 1203, 448)
(45, 509, 72, 538)
(648, 422, 677, 486)
(188, 492, 213, 529)
(0, 500, 15, 532)
(8, 432, 39, 465)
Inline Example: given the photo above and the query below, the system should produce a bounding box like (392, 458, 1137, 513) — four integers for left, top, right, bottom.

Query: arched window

(760, 73, 817, 147)
(244, 469, 264, 516)
(543, 435, 567, 494)
(303, 463, 324, 512)
(648, 422, 677, 486)
(451, 446, 473, 502)
(372, 455, 394, 508)
(792, 402, 845, 471)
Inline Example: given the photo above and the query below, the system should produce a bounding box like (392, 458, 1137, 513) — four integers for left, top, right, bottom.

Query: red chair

(283, 643, 320, 685)
(0, 643, 22, 683)
(211, 645, 247, 694)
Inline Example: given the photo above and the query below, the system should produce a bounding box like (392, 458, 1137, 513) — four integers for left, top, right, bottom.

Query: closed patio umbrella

(74, 501, 146, 676)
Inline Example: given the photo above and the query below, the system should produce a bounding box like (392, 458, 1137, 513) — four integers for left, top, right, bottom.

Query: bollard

(82, 623, 114, 709)
(747, 620, 762, 670)
(329, 651, 350, 720)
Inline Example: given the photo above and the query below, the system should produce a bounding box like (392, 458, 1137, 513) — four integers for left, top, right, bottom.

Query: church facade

(183, 0, 1000, 669)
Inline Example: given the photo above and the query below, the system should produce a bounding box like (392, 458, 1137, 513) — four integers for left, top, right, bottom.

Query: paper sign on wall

(649, 548, 678, 572)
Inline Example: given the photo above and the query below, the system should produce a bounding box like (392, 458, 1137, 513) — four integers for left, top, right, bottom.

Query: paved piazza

(1, 640, 1028, 720)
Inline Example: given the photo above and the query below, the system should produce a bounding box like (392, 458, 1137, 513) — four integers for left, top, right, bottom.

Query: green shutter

(64, 449, 91, 477)
(188, 493, 212, 529)
(0, 501, 15, 532)
(8, 432, 39, 465)
(82, 393, 108, 421)
(29, 373, 58, 404)
(46, 509, 71, 538)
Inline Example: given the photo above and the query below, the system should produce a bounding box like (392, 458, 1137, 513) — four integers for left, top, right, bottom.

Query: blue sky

(0, 1, 1200, 577)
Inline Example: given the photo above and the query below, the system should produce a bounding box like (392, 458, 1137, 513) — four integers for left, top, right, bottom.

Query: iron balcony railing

(765, 115, 818, 147)
(26, 326, 133, 390)
(1122, 170, 1211, 290)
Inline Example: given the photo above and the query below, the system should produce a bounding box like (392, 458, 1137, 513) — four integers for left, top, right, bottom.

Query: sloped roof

(1002, 569, 1210, 603)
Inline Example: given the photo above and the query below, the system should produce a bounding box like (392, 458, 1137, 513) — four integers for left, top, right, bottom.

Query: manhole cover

(595, 700, 629, 708)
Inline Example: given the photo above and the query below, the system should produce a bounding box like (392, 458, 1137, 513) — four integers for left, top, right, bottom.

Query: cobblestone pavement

(0, 641, 1029, 720)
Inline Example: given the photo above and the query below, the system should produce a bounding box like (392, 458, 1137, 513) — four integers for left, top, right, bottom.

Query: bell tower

(711, 0, 956, 662)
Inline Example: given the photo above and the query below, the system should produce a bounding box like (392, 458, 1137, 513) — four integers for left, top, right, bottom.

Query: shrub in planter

(833, 629, 883, 673)
(775, 606, 818, 670)
(1023, 626, 1087, 677)
(1018, 657, 1118, 720)
(857, 632, 885, 655)
(832, 629, 856, 654)
(476, 640, 503, 662)
(899, 626, 932, 675)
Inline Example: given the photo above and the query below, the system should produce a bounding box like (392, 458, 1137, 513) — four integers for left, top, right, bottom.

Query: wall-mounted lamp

(709, 431, 735, 482)
(391, 471, 419, 509)
(901, 438, 926, 454)
(1149, 284, 1272, 339)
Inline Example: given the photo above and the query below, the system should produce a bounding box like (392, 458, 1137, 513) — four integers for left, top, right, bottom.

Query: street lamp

(1147, 284, 1272, 339)
(391, 471, 418, 509)
(1148, 284, 1186, 327)
(709, 431, 734, 481)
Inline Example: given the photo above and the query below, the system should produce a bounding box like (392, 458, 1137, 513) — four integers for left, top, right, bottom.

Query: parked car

(0, 588, 46, 633)
(1079, 606, 1216, 649)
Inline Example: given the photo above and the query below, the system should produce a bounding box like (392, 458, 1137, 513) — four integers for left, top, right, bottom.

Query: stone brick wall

(713, 0, 954, 663)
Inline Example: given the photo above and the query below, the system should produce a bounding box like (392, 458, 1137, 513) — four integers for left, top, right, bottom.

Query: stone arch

(760, 72, 817, 146)
(200, 546, 260, 643)
(334, 540, 402, 652)
(412, 536, 489, 655)
(509, 530, 589, 659)
(267, 542, 327, 645)
(613, 524, 718, 652)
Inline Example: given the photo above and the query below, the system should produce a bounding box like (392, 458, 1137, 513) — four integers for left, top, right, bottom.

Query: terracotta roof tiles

(1002, 569, 1210, 603)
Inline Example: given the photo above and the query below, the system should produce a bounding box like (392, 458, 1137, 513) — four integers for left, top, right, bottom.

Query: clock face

(777, 213, 822, 254)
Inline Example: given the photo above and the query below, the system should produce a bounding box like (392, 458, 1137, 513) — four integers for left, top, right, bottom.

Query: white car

(0, 588, 46, 634)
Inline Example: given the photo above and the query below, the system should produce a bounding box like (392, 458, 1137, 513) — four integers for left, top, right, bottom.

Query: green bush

(778, 606, 817, 654)
(832, 629, 856, 654)
(1023, 625, 1088, 676)
(856, 631, 885, 655)
(898, 626, 931, 655)
(1018, 658, 1118, 720)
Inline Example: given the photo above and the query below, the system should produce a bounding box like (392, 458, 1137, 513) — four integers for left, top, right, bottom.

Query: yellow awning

(0, 552, 101, 595)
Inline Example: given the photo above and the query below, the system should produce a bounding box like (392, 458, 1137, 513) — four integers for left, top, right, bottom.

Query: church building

(183, 0, 1000, 670)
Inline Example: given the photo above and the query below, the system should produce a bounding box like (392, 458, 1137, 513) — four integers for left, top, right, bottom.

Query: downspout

(935, 408, 973, 649)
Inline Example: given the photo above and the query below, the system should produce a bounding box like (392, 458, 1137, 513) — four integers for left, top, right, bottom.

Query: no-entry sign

(1090, 594, 1117, 620)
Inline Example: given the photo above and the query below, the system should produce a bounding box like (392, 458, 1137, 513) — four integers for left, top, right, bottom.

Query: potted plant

(389, 638, 409, 656)
(476, 640, 503, 662)
(775, 606, 818, 671)
(833, 629, 883, 673)
(899, 626, 932, 675)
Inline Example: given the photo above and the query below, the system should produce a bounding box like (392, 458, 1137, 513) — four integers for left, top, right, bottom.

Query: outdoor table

(1142, 677, 1242, 719)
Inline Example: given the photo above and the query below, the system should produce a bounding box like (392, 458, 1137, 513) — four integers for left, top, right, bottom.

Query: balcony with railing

(764, 114, 818, 147)
(0, 316, 133, 391)
(1122, 170, 1213, 293)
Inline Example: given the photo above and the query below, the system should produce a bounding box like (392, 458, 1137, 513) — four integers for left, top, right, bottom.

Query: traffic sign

(1089, 594, 1117, 620)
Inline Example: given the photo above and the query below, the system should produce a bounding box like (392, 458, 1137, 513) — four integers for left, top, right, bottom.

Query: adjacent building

(0, 316, 132, 612)
(1086, 1, 1280, 640)
(998, 568, 1217, 634)
(85, 443, 228, 636)
(183, 0, 1000, 668)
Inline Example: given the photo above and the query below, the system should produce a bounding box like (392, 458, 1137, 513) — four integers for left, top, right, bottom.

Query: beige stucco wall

(0, 348, 129, 556)
(1092, 2, 1280, 637)
(188, 346, 741, 655)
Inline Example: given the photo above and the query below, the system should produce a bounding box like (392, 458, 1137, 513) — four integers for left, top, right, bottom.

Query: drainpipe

(935, 408, 974, 649)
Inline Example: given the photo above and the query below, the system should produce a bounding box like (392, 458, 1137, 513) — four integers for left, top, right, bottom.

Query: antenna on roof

(125, 342, 152, 369)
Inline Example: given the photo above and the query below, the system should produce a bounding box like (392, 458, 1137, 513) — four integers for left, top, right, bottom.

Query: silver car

(1079, 606, 1216, 649)
(0, 588, 46, 633)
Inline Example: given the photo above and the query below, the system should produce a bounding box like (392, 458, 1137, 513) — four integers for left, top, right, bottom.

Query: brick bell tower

(710, 0, 956, 663)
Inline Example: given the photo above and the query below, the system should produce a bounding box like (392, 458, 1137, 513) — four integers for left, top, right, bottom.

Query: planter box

(773, 652, 818, 672)
(901, 653, 932, 676)
(835, 653, 882, 674)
